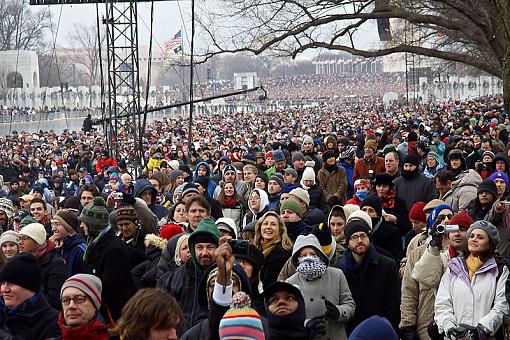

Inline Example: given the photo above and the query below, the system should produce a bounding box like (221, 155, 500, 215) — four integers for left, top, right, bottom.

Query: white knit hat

(0, 230, 19, 246)
(342, 204, 360, 220)
(289, 187, 310, 206)
(346, 210, 372, 230)
(19, 223, 47, 245)
(0, 198, 14, 219)
(301, 167, 316, 184)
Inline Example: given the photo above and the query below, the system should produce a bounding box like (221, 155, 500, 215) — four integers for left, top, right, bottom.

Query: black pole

(188, 0, 195, 148)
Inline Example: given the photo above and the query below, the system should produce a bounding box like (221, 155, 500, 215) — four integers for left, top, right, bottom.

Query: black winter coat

(82, 228, 133, 320)
(0, 294, 61, 340)
(39, 247, 69, 310)
(382, 195, 412, 237)
(337, 246, 400, 334)
(307, 183, 329, 216)
(158, 260, 208, 335)
(371, 217, 402, 262)
(260, 245, 292, 287)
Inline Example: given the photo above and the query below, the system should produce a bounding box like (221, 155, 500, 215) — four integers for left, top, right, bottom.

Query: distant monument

(0, 50, 40, 89)
(233, 72, 258, 90)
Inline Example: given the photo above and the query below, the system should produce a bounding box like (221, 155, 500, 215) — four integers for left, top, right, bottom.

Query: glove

(400, 326, 419, 340)
(306, 316, 327, 340)
(324, 299, 340, 320)
(474, 324, 487, 340)
(122, 193, 136, 205)
(447, 324, 475, 340)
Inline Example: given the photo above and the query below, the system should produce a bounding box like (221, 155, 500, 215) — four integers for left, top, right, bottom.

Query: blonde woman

(253, 211, 293, 287)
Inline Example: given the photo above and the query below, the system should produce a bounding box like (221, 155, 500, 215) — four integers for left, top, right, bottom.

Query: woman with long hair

(217, 182, 245, 231)
(253, 211, 293, 287)
(435, 220, 509, 339)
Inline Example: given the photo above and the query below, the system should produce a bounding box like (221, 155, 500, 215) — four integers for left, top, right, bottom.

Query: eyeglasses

(350, 234, 368, 242)
(437, 214, 453, 221)
(61, 295, 87, 306)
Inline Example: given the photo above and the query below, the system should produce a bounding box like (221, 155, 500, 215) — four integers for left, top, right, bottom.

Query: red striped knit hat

(60, 274, 102, 310)
(219, 292, 265, 340)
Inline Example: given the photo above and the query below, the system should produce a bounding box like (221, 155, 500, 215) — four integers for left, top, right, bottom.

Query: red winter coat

(58, 310, 114, 340)
(95, 157, 117, 174)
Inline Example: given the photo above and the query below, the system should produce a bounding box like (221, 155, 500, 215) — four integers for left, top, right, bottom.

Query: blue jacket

(134, 179, 168, 220)
(56, 233, 87, 276)
(340, 161, 355, 198)
(193, 161, 217, 198)
(268, 194, 281, 211)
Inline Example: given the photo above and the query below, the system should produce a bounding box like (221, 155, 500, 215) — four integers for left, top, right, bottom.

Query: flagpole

(188, 0, 195, 149)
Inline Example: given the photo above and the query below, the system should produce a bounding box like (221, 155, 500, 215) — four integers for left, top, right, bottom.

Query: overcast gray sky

(46, 1, 380, 60)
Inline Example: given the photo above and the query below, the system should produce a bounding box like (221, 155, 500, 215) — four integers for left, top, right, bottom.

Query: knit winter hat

(0, 198, 14, 219)
(291, 152, 305, 163)
(289, 187, 310, 206)
(447, 211, 473, 229)
(273, 149, 286, 163)
(182, 183, 200, 197)
(241, 154, 257, 165)
(346, 210, 372, 229)
(489, 171, 509, 187)
(482, 151, 495, 160)
(159, 224, 184, 240)
(312, 223, 333, 258)
(477, 179, 498, 197)
(60, 274, 102, 310)
(168, 169, 184, 182)
(116, 206, 138, 222)
(283, 168, 298, 179)
(448, 149, 466, 163)
(467, 220, 500, 249)
(0, 230, 19, 246)
(79, 197, 110, 238)
(364, 139, 378, 152)
(194, 175, 210, 190)
(344, 219, 371, 242)
(301, 167, 315, 183)
(0, 253, 41, 292)
(53, 210, 80, 235)
(19, 223, 47, 246)
(219, 291, 264, 340)
(322, 149, 336, 162)
(409, 202, 426, 222)
(403, 154, 420, 167)
(280, 199, 302, 217)
(269, 173, 284, 188)
(302, 136, 314, 145)
(342, 204, 360, 220)
(360, 193, 383, 217)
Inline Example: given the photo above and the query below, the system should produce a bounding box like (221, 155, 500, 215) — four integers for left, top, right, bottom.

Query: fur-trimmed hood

(144, 233, 168, 250)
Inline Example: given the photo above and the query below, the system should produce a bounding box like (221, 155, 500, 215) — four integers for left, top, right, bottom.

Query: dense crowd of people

(0, 92, 507, 339)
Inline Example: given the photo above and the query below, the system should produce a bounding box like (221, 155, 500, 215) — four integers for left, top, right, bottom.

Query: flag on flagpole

(164, 30, 182, 53)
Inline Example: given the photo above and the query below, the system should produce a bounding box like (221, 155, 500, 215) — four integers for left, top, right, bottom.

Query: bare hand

(215, 236, 234, 286)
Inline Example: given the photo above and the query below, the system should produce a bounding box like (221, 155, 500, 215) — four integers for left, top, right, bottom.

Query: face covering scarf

(355, 190, 368, 202)
(297, 255, 327, 281)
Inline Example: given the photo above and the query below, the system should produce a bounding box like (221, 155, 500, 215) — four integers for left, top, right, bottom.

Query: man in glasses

(0, 253, 61, 339)
(58, 274, 114, 339)
(336, 210, 400, 335)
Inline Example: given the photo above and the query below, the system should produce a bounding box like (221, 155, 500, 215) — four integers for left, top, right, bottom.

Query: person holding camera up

(435, 221, 509, 339)
(400, 208, 472, 340)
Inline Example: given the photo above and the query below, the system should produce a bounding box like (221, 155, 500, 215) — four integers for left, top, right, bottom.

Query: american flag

(163, 30, 182, 53)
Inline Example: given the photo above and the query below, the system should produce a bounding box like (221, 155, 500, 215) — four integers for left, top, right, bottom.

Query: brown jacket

(317, 166, 348, 204)
(353, 157, 385, 181)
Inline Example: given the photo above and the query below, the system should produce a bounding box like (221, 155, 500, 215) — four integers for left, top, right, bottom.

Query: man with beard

(394, 154, 438, 211)
(159, 217, 220, 335)
(336, 214, 400, 334)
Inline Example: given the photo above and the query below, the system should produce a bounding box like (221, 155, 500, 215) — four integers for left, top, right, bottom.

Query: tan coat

(400, 245, 435, 340)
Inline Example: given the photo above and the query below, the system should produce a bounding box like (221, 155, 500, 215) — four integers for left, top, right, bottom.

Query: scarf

(466, 254, 484, 280)
(297, 255, 327, 281)
(261, 237, 281, 257)
(32, 242, 49, 260)
(223, 197, 237, 207)
(382, 190, 395, 210)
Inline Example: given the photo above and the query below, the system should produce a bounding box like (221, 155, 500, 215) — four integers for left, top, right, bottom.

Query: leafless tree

(0, 0, 50, 51)
(66, 22, 106, 86)
(196, 0, 510, 108)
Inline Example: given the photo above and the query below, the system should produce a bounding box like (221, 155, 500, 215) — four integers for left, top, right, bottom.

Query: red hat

(409, 201, 426, 222)
(447, 211, 473, 229)
(159, 224, 184, 240)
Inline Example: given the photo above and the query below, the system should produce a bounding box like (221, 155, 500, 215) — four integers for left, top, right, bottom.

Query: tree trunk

(504, 47, 510, 112)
